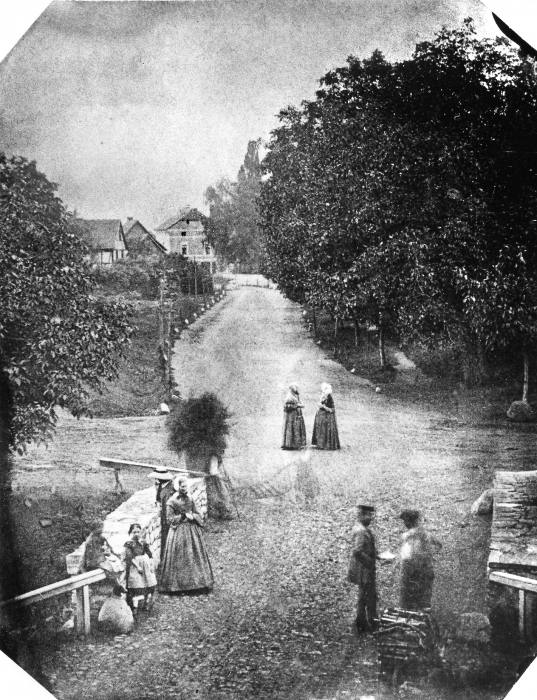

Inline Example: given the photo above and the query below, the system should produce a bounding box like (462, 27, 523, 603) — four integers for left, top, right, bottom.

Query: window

(181, 231, 186, 237)
(205, 245, 211, 255)
(181, 245, 188, 256)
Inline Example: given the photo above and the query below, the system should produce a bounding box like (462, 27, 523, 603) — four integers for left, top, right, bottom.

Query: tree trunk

(312, 306, 317, 339)
(333, 317, 339, 357)
(158, 276, 165, 357)
(354, 318, 360, 348)
(460, 331, 488, 387)
(523, 352, 530, 403)
(194, 264, 198, 298)
(378, 323, 386, 369)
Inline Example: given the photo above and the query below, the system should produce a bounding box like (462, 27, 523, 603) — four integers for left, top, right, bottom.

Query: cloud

(0, 0, 498, 226)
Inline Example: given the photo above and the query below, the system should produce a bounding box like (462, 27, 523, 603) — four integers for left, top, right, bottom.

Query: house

(122, 218, 167, 258)
(75, 219, 128, 266)
(154, 207, 217, 273)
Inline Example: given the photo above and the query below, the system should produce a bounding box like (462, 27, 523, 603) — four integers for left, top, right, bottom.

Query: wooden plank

(75, 587, 84, 635)
(99, 457, 207, 479)
(519, 590, 527, 640)
(82, 585, 91, 636)
(489, 571, 537, 594)
(0, 569, 107, 608)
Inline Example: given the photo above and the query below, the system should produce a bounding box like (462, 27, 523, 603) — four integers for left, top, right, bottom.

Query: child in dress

(123, 523, 157, 616)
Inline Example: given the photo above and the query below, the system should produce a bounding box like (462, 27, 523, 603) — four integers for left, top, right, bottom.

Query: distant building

(75, 219, 128, 266)
(122, 218, 167, 258)
(155, 207, 217, 273)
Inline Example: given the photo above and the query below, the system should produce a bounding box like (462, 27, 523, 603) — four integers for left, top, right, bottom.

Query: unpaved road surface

(16, 286, 536, 699)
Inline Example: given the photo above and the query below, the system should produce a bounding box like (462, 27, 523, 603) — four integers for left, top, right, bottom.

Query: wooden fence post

(114, 468, 126, 494)
(75, 585, 91, 636)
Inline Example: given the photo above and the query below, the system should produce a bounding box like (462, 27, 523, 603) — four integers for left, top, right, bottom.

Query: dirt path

(25, 286, 536, 699)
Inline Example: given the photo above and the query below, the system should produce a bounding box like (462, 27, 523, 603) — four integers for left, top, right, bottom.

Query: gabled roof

(76, 219, 127, 250)
(122, 218, 167, 254)
(155, 207, 207, 231)
(122, 218, 149, 236)
(146, 231, 168, 254)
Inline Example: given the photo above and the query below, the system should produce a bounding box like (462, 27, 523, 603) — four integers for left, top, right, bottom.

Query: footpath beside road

(32, 286, 535, 699)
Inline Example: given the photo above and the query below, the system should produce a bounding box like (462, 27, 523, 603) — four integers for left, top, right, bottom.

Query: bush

(94, 258, 163, 299)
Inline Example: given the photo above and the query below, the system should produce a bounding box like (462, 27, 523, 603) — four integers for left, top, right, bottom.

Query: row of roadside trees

(260, 21, 537, 388)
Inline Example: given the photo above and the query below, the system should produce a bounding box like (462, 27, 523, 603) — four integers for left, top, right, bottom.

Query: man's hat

(148, 465, 173, 481)
(358, 504, 375, 513)
(400, 509, 420, 522)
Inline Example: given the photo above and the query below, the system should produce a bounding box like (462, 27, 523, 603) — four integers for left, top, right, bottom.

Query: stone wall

(489, 469, 537, 572)
(66, 477, 207, 574)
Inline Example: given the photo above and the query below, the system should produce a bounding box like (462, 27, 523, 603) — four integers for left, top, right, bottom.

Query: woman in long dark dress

(312, 382, 341, 450)
(281, 382, 307, 450)
(159, 477, 214, 593)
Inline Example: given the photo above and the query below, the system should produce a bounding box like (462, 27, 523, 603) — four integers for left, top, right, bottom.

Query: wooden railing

(0, 569, 107, 636)
(99, 456, 207, 493)
(489, 570, 537, 642)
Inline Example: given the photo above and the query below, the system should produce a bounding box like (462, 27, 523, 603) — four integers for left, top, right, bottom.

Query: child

(123, 523, 157, 617)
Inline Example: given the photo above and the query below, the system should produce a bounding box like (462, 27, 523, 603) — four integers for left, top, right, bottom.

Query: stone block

(471, 489, 494, 516)
(455, 612, 491, 644)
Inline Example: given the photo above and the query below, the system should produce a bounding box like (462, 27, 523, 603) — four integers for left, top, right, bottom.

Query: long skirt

(400, 562, 434, 610)
(311, 410, 340, 450)
(282, 411, 307, 449)
(125, 554, 157, 607)
(206, 475, 236, 520)
(159, 521, 214, 593)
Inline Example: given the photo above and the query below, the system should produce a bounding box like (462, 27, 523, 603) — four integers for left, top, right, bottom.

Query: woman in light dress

(312, 382, 341, 450)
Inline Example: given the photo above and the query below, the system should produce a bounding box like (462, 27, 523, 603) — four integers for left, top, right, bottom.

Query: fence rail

(0, 569, 107, 636)
(99, 456, 207, 493)
(489, 570, 537, 641)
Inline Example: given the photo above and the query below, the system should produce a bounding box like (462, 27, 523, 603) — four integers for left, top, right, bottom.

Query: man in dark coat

(348, 504, 378, 633)
(149, 466, 175, 562)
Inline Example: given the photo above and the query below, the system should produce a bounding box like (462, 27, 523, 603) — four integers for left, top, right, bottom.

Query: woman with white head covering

(281, 382, 307, 450)
(311, 382, 341, 450)
(159, 477, 214, 593)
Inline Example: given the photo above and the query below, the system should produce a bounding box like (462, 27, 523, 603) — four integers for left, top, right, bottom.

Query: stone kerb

(66, 477, 207, 575)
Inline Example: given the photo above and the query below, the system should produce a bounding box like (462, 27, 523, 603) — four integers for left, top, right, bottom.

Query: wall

(66, 477, 207, 574)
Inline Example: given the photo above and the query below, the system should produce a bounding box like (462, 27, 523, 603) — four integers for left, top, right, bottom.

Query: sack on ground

(98, 594, 134, 634)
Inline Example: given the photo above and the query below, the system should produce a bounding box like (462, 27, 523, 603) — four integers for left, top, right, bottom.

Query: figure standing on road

(159, 477, 214, 594)
(123, 523, 157, 616)
(399, 509, 442, 611)
(282, 382, 307, 450)
(348, 504, 378, 633)
(311, 382, 341, 450)
(149, 465, 175, 561)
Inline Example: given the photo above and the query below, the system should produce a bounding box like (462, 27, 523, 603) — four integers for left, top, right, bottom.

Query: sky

(0, 0, 500, 229)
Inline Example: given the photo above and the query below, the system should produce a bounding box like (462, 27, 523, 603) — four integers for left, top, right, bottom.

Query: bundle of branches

(167, 393, 235, 519)
(167, 392, 231, 466)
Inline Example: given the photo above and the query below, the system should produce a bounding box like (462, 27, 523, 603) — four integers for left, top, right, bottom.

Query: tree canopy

(205, 140, 264, 272)
(0, 154, 134, 450)
(260, 21, 537, 383)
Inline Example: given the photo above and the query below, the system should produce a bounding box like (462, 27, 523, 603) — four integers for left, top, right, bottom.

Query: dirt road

(28, 286, 536, 699)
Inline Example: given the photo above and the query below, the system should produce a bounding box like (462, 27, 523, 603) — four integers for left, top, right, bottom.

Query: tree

(260, 21, 537, 384)
(0, 154, 134, 450)
(205, 140, 264, 272)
